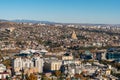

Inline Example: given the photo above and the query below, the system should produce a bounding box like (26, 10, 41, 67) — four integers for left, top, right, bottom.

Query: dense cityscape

(0, 21, 120, 80)
(0, 0, 120, 80)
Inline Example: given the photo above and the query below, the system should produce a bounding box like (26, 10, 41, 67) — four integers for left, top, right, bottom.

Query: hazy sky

(0, 0, 120, 24)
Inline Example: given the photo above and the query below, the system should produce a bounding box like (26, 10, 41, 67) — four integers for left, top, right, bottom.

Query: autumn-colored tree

(54, 70, 61, 77)
(66, 78, 71, 80)
(26, 73, 37, 80)
(0, 54, 2, 59)
(41, 74, 52, 80)
(2, 59, 11, 68)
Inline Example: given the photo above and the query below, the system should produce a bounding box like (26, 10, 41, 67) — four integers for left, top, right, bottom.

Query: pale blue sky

(0, 0, 120, 24)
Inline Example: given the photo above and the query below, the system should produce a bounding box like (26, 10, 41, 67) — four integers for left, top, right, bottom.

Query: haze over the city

(0, 0, 120, 24)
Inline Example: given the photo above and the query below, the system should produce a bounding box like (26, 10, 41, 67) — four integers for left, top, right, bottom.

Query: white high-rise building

(33, 57, 44, 73)
(13, 56, 44, 74)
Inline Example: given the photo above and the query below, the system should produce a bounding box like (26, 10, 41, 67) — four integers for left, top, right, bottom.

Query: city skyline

(0, 0, 120, 24)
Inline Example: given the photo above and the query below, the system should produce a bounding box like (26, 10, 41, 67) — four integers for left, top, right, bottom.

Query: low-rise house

(0, 64, 6, 73)
(0, 64, 10, 79)
(62, 53, 74, 60)
(0, 72, 10, 79)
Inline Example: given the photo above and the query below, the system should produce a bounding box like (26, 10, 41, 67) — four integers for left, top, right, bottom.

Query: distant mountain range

(11, 19, 56, 24)
(0, 19, 56, 24)
(0, 19, 120, 26)
(0, 19, 9, 22)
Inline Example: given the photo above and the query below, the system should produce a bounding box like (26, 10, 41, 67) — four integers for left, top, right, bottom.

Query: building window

(55, 64, 57, 70)
(25, 63, 27, 67)
(18, 62, 21, 67)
